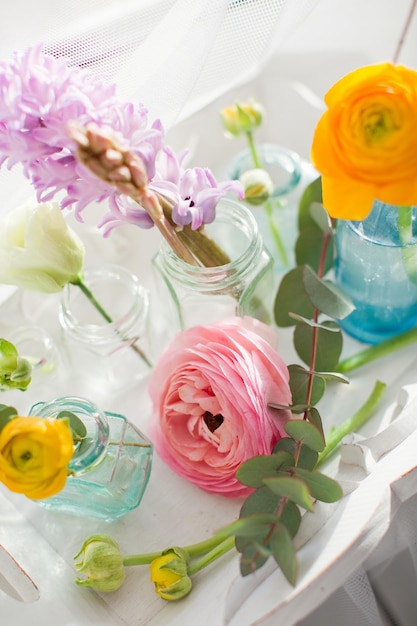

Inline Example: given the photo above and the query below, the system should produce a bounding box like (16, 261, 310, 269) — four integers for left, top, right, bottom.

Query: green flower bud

(0, 339, 32, 391)
(74, 534, 125, 592)
(240, 168, 274, 206)
(221, 99, 264, 136)
(150, 548, 192, 601)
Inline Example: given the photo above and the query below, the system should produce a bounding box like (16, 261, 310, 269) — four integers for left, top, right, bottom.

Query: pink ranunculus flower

(148, 317, 292, 497)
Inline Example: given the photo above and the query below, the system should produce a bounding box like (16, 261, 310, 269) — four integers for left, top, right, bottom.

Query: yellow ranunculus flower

(311, 63, 417, 220)
(0, 416, 74, 499)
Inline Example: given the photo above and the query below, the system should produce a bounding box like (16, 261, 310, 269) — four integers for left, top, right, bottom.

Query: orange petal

(321, 177, 376, 220)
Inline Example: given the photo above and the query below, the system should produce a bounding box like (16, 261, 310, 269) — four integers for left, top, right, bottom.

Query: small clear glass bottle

(29, 396, 153, 520)
(60, 264, 151, 393)
(150, 198, 274, 356)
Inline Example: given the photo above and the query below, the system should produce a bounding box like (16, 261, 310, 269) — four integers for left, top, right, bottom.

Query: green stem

(70, 276, 152, 368)
(398, 205, 417, 284)
(188, 537, 235, 575)
(337, 325, 417, 374)
(316, 380, 386, 467)
(122, 532, 231, 567)
(264, 199, 289, 266)
(246, 131, 262, 169)
(245, 130, 289, 266)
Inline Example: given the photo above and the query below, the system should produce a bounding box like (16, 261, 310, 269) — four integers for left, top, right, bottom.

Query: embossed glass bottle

(29, 396, 153, 520)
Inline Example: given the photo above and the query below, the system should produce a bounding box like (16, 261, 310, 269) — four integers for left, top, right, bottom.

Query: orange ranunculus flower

(311, 63, 417, 220)
(0, 416, 74, 499)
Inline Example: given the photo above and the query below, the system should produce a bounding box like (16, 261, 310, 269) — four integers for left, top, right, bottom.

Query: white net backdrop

(1, 0, 416, 216)
(2, 0, 318, 126)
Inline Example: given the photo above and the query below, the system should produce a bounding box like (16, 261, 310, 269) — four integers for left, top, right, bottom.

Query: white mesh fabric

(0, 0, 318, 213)
(2, 0, 318, 126)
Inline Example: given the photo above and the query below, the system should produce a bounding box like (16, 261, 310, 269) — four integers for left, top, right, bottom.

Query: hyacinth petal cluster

(149, 316, 292, 497)
(101, 145, 243, 234)
(0, 44, 242, 237)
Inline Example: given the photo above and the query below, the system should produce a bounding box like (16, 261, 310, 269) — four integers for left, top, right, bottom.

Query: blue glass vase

(335, 201, 417, 344)
(29, 396, 153, 520)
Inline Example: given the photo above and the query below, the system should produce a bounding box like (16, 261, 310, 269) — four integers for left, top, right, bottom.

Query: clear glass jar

(149, 199, 274, 356)
(59, 264, 151, 392)
(335, 201, 417, 344)
(229, 144, 317, 271)
(29, 396, 153, 520)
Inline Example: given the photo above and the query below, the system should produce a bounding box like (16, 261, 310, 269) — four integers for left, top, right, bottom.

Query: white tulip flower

(0, 201, 85, 293)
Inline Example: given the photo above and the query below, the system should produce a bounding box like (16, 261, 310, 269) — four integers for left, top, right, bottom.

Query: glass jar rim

(158, 198, 264, 291)
(29, 395, 109, 474)
(60, 264, 149, 344)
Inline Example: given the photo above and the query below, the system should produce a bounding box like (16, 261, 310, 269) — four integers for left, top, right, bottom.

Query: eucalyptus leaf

(57, 410, 87, 439)
(305, 406, 324, 441)
(239, 542, 271, 576)
(293, 319, 343, 371)
(298, 176, 322, 231)
(298, 444, 319, 471)
(268, 401, 295, 411)
(289, 364, 326, 407)
(309, 202, 333, 234)
(236, 452, 295, 488)
(0, 405, 18, 431)
(293, 468, 343, 503)
(236, 487, 280, 554)
(273, 437, 297, 456)
(269, 522, 298, 586)
(302, 265, 355, 320)
(239, 485, 281, 518)
(263, 476, 314, 512)
(74, 436, 93, 457)
(274, 266, 315, 327)
(295, 226, 334, 275)
(285, 420, 325, 452)
(218, 513, 279, 538)
(279, 500, 302, 538)
(314, 371, 350, 384)
(273, 435, 319, 469)
(288, 313, 340, 331)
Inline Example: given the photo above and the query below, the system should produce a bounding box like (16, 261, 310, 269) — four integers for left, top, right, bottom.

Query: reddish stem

(393, 0, 417, 63)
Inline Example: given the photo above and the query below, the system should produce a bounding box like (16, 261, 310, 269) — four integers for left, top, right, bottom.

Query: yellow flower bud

(74, 534, 125, 592)
(150, 550, 192, 601)
(240, 168, 274, 206)
(0, 415, 73, 499)
(221, 99, 264, 136)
